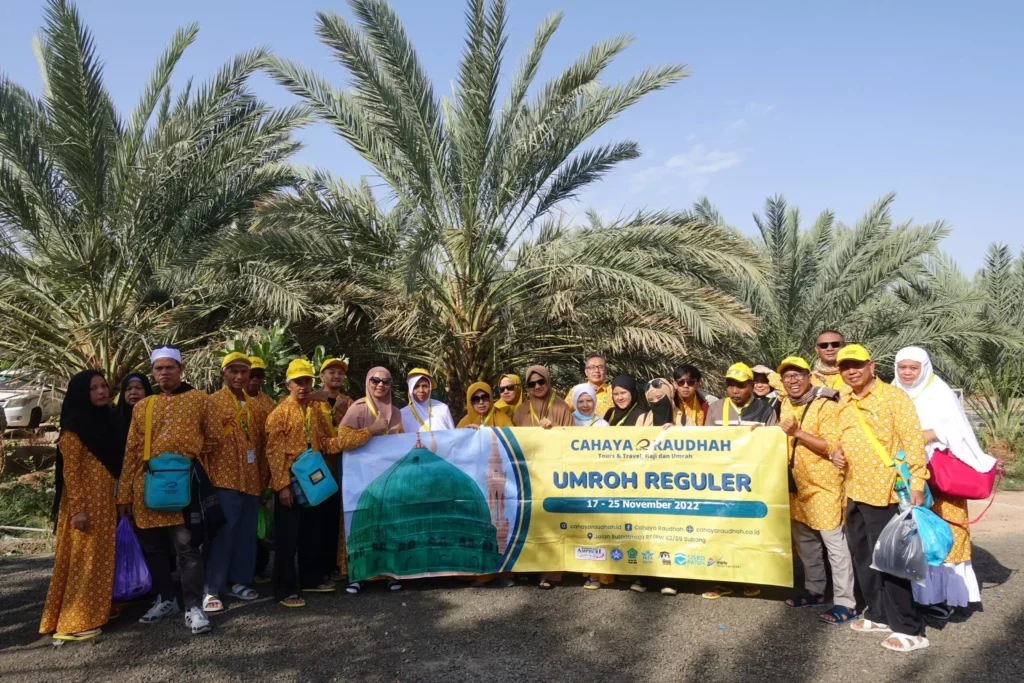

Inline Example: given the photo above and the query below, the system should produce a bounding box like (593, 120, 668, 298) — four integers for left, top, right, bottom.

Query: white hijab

(893, 346, 996, 473)
(400, 373, 454, 432)
(571, 383, 608, 427)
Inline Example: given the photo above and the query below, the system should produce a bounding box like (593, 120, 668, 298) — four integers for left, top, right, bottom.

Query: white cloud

(726, 118, 748, 130)
(749, 101, 775, 116)
(631, 144, 742, 193)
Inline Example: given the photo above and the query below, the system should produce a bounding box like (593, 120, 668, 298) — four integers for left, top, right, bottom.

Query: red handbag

(927, 447, 1000, 500)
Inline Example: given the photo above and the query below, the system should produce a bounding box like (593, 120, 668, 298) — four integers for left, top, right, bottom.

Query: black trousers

(846, 500, 923, 636)
(273, 493, 337, 600)
(324, 490, 341, 573)
(136, 523, 204, 610)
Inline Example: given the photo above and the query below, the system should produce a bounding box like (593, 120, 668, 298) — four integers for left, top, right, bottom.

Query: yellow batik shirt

(834, 380, 929, 507)
(677, 395, 707, 426)
(265, 396, 372, 492)
(781, 396, 843, 530)
(202, 387, 268, 496)
(117, 388, 215, 529)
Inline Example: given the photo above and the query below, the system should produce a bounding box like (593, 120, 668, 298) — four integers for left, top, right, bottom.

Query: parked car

(0, 371, 62, 429)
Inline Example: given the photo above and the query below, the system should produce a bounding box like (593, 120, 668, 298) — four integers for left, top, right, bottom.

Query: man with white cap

(200, 353, 266, 613)
(116, 345, 214, 635)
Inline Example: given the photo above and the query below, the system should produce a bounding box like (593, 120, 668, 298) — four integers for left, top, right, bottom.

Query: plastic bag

(912, 506, 954, 566)
(257, 505, 272, 540)
(870, 508, 927, 582)
(113, 516, 152, 602)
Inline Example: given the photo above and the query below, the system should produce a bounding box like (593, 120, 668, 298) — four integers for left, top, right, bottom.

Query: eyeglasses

(585, 364, 606, 372)
(470, 393, 491, 404)
(498, 385, 517, 393)
(526, 378, 547, 389)
(674, 378, 698, 387)
(369, 377, 393, 387)
(817, 341, 843, 349)
(781, 372, 807, 382)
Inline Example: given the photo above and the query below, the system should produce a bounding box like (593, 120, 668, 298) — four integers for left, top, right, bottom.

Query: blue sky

(2, 0, 1021, 273)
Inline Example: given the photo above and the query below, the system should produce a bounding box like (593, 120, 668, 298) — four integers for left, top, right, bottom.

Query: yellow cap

(725, 362, 754, 382)
(285, 359, 315, 381)
(408, 367, 434, 389)
(248, 356, 266, 370)
(221, 352, 252, 369)
(776, 356, 811, 374)
(320, 356, 349, 373)
(836, 344, 871, 364)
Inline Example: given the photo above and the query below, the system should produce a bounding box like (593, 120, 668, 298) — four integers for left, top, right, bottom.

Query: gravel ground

(2, 495, 1022, 683)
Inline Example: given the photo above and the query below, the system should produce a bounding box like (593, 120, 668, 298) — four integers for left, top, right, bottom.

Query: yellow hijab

(457, 381, 513, 428)
(493, 373, 523, 421)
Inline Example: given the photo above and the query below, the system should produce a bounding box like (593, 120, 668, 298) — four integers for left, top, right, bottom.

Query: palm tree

(265, 0, 764, 413)
(734, 193, 993, 372)
(0, 0, 309, 384)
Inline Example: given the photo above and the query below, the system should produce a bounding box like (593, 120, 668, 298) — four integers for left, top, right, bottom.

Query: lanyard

(614, 404, 637, 426)
(226, 389, 251, 442)
(410, 401, 432, 431)
(301, 403, 312, 448)
(529, 394, 555, 426)
(366, 397, 390, 435)
(722, 398, 750, 426)
(320, 401, 337, 438)
(906, 374, 936, 400)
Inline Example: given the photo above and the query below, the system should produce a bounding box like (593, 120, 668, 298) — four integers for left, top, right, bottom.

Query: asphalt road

(2, 497, 1021, 683)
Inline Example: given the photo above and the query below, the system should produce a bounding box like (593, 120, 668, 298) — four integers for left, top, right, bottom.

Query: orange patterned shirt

(265, 396, 372, 492)
(835, 379, 929, 507)
(202, 387, 268, 496)
(677, 395, 707, 426)
(319, 393, 353, 438)
(116, 388, 214, 529)
(781, 395, 843, 530)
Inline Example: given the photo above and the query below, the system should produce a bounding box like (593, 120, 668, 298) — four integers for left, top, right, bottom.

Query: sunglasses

(369, 377, 393, 387)
(817, 341, 843, 349)
(674, 378, 698, 387)
(470, 393, 491, 404)
(498, 385, 517, 393)
(644, 379, 667, 391)
(526, 378, 547, 389)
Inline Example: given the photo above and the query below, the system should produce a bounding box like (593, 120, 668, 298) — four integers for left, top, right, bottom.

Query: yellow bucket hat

(320, 356, 349, 373)
(725, 362, 754, 382)
(407, 367, 435, 390)
(285, 359, 315, 381)
(248, 356, 266, 370)
(836, 344, 872, 364)
(221, 352, 252, 369)
(776, 356, 811, 374)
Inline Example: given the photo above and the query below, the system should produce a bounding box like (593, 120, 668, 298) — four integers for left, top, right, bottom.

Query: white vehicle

(0, 371, 63, 429)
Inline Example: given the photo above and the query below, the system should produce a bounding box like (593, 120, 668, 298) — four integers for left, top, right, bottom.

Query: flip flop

(743, 586, 761, 597)
(279, 596, 306, 608)
(303, 584, 336, 593)
(53, 628, 101, 641)
(702, 586, 734, 600)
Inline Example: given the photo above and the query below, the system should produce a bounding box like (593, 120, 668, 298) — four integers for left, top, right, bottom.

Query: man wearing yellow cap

(245, 356, 277, 424)
(705, 363, 778, 427)
(265, 359, 388, 608)
(201, 353, 265, 613)
(244, 356, 275, 584)
(400, 368, 455, 433)
(773, 356, 856, 624)
(317, 357, 353, 436)
(831, 344, 930, 651)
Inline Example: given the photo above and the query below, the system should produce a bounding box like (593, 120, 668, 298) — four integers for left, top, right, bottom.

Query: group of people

(39, 331, 997, 655)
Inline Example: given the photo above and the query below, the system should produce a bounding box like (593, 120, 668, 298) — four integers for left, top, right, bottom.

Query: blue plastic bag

(912, 506, 954, 566)
(113, 517, 152, 602)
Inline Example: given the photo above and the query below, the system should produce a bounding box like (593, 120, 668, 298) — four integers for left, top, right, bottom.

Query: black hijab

(116, 372, 152, 459)
(604, 375, 642, 426)
(51, 370, 121, 522)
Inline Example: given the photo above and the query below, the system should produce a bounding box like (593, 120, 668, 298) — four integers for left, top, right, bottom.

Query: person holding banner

(201, 353, 266, 614)
(266, 359, 387, 608)
(672, 365, 711, 426)
(116, 345, 215, 635)
(512, 366, 573, 430)
(832, 344, 930, 652)
(706, 363, 778, 427)
(773, 356, 856, 625)
(638, 378, 686, 427)
(894, 346, 995, 618)
(401, 368, 455, 433)
(571, 384, 609, 427)
(603, 375, 644, 426)
(342, 367, 405, 435)
(457, 382, 513, 428)
(493, 374, 524, 422)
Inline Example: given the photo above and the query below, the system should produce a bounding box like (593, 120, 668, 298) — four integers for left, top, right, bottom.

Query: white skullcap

(150, 345, 182, 365)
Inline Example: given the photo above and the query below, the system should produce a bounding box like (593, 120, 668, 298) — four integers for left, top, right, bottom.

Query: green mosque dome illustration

(348, 434, 503, 578)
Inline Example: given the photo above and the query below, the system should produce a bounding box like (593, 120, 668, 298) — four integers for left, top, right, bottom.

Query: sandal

(346, 582, 362, 594)
(882, 633, 930, 652)
(851, 618, 891, 633)
(819, 605, 857, 625)
(279, 595, 306, 608)
(785, 590, 825, 608)
(304, 583, 336, 593)
(108, 605, 122, 619)
(538, 580, 555, 590)
(925, 604, 954, 621)
(229, 584, 258, 601)
(660, 586, 678, 596)
(201, 594, 224, 613)
(702, 585, 733, 600)
(53, 628, 101, 641)
(583, 580, 601, 590)
(629, 580, 648, 593)
(743, 585, 761, 597)
(388, 580, 402, 591)
(253, 574, 272, 584)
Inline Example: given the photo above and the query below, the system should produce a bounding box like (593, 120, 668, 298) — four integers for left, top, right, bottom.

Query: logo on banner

(674, 553, 686, 566)
(659, 551, 671, 565)
(575, 547, 607, 561)
(627, 548, 638, 564)
(641, 550, 654, 564)
(611, 549, 624, 562)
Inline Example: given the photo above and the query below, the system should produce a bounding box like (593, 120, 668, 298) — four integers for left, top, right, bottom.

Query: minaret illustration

(485, 430, 509, 553)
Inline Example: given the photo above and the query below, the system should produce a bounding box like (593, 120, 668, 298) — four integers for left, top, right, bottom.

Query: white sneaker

(185, 606, 211, 635)
(139, 597, 180, 624)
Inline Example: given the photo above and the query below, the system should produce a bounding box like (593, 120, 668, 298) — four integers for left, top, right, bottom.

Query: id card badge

(247, 449, 256, 465)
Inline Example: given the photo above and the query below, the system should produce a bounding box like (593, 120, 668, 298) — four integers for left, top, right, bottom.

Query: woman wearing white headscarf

(400, 368, 455, 433)
(894, 346, 997, 618)
(571, 384, 610, 427)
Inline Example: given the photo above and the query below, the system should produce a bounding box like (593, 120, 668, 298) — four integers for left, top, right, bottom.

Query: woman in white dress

(400, 368, 455, 433)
